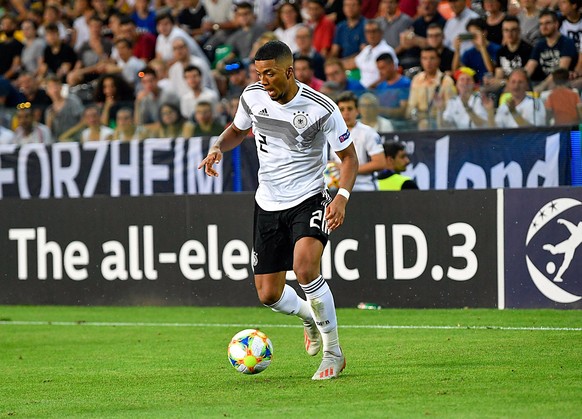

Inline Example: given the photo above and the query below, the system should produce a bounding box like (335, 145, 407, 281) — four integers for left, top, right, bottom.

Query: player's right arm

(198, 124, 251, 177)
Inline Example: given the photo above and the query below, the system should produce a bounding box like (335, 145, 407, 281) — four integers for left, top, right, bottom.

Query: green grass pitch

(1, 306, 581, 418)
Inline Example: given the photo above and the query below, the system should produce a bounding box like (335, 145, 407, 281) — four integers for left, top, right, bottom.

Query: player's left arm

(326, 142, 358, 231)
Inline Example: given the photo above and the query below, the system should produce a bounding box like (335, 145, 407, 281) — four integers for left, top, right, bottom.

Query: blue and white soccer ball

(227, 329, 273, 374)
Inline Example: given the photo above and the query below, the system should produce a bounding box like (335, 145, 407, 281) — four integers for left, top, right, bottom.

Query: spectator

(71, 0, 93, 51)
(453, 18, 501, 83)
(294, 55, 324, 91)
(426, 23, 454, 73)
(180, 64, 219, 119)
(406, 47, 455, 124)
(221, 59, 250, 99)
(494, 69, 546, 127)
(293, 24, 326, 80)
(495, 16, 532, 80)
(66, 15, 113, 86)
(545, 68, 581, 125)
(0, 76, 26, 110)
(331, 91, 385, 191)
(110, 107, 148, 141)
(38, 23, 77, 82)
(16, 72, 51, 122)
(305, 0, 336, 57)
(483, 0, 507, 46)
(358, 92, 395, 132)
(0, 14, 24, 80)
(44, 76, 84, 141)
(118, 15, 156, 62)
(221, 2, 267, 63)
(344, 19, 398, 89)
(155, 12, 209, 65)
(273, 0, 303, 53)
(378, 0, 414, 54)
(135, 67, 180, 125)
(324, 58, 366, 96)
(38, 4, 69, 41)
(150, 102, 195, 138)
(14, 104, 53, 145)
(58, 104, 114, 142)
(439, 67, 489, 128)
(192, 100, 225, 136)
(559, 0, 582, 51)
(168, 37, 217, 99)
(94, 73, 135, 127)
(374, 53, 410, 120)
(178, 0, 207, 39)
(525, 10, 578, 86)
(516, 0, 540, 47)
(20, 19, 45, 74)
(398, 0, 446, 69)
(377, 140, 418, 190)
(443, 0, 479, 55)
(325, 0, 346, 23)
(106, 38, 147, 86)
(131, 0, 158, 35)
(330, 0, 366, 59)
(91, 0, 114, 24)
(200, 0, 237, 56)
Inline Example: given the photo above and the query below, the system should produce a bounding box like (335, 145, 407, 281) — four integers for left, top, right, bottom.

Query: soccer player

(199, 40, 358, 380)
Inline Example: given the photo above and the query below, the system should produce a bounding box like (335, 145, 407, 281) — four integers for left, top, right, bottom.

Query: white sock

(300, 275, 341, 356)
(267, 284, 312, 322)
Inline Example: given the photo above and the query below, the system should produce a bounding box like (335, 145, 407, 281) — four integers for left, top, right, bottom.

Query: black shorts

(252, 191, 332, 275)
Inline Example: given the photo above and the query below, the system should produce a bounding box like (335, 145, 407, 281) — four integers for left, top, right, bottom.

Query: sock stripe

(301, 276, 325, 295)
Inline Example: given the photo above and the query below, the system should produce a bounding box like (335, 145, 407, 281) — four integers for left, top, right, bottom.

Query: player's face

(255, 59, 294, 104)
(338, 100, 358, 127)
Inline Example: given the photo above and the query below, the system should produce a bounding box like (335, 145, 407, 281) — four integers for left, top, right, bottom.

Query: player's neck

(278, 79, 299, 104)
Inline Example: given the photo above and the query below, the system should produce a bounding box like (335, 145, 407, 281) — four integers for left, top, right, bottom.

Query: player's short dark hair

(383, 141, 406, 158)
(376, 52, 395, 64)
(254, 40, 293, 63)
(336, 91, 357, 106)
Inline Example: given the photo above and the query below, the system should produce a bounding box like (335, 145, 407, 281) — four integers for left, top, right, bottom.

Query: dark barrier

(0, 190, 497, 308)
(2, 188, 581, 308)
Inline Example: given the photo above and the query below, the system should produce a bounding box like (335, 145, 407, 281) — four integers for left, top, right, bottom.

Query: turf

(1, 306, 580, 418)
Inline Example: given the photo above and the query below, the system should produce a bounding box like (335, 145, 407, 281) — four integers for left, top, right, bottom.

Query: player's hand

(198, 146, 223, 177)
(325, 195, 348, 231)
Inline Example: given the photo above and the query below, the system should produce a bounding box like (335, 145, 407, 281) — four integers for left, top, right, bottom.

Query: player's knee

(257, 287, 280, 306)
(293, 261, 319, 283)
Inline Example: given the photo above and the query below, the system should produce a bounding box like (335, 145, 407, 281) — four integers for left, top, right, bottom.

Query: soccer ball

(227, 329, 273, 374)
(323, 161, 340, 189)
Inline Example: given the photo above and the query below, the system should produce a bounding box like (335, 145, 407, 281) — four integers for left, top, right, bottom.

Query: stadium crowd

(0, 0, 581, 145)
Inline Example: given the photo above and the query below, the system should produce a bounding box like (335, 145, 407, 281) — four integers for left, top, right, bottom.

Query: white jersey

(233, 81, 352, 211)
(331, 121, 383, 191)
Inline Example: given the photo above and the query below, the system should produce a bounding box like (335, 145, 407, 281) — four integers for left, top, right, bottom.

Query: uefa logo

(525, 198, 582, 304)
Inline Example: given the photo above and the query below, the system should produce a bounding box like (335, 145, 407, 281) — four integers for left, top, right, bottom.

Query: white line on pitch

(0, 321, 580, 332)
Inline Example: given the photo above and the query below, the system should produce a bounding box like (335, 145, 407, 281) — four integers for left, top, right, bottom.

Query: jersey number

(258, 134, 268, 153)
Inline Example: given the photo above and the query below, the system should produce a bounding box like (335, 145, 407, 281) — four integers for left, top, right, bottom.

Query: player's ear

(287, 67, 294, 79)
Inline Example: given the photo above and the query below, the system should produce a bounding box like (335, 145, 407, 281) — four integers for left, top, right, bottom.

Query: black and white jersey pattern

(233, 81, 352, 211)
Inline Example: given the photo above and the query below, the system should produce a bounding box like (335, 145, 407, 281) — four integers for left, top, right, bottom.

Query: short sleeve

(232, 94, 253, 131)
(324, 107, 351, 152)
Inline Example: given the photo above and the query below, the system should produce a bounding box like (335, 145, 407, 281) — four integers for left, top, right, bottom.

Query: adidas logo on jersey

(258, 108, 269, 116)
